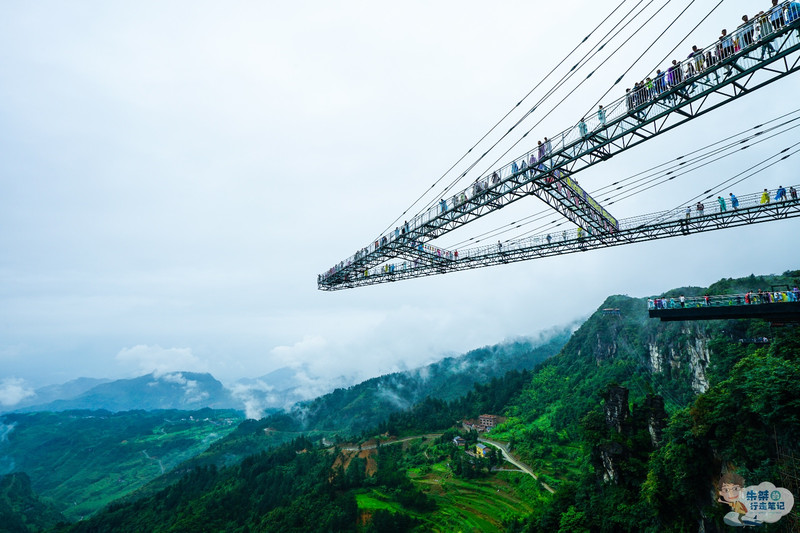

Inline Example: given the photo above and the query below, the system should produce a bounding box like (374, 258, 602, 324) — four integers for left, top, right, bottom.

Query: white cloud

(0, 422, 15, 442)
(159, 372, 187, 385)
(271, 335, 328, 367)
(229, 381, 275, 420)
(0, 378, 35, 407)
(148, 372, 209, 404)
(180, 379, 208, 404)
(115, 345, 206, 377)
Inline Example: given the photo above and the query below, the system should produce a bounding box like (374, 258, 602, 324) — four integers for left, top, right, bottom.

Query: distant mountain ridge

(7, 377, 111, 412)
(7, 327, 574, 417)
(13, 372, 238, 413)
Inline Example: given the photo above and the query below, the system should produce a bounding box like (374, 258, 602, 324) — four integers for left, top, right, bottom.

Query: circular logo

(771, 490, 781, 501)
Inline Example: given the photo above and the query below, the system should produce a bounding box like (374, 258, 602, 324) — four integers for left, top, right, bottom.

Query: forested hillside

(0, 473, 64, 532)
(51, 372, 551, 533)
(0, 409, 242, 523)
(287, 329, 573, 436)
(507, 323, 800, 532)
(498, 270, 800, 531)
(0, 330, 568, 531)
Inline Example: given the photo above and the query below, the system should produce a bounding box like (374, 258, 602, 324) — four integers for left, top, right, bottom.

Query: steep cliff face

(600, 386, 630, 484)
(686, 333, 711, 393)
(643, 395, 667, 448)
(595, 330, 618, 364)
(568, 294, 717, 401)
(597, 386, 667, 485)
(603, 385, 629, 433)
(599, 441, 624, 484)
(646, 326, 712, 393)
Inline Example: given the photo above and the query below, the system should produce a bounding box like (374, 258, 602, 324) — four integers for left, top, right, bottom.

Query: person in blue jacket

(787, 1, 800, 23)
(729, 192, 739, 209)
(776, 185, 787, 201)
(578, 119, 588, 138)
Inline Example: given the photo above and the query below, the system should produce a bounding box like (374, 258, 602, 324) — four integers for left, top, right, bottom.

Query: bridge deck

(649, 302, 800, 322)
(320, 190, 800, 290)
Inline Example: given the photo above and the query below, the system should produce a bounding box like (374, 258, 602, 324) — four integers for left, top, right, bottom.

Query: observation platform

(649, 302, 800, 323)
(648, 293, 800, 323)
(320, 2, 800, 291)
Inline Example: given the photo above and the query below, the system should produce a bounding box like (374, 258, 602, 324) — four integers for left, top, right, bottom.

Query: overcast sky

(1, 0, 798, 401)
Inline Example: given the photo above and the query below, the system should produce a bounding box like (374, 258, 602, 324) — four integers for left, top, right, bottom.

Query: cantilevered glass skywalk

(648, 291, 800, 323)
(321, 187, 800, 290)
(320, 2, 800, 291)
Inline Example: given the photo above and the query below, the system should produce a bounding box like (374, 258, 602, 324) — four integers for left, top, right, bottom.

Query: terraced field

(355, 458, 547, 532)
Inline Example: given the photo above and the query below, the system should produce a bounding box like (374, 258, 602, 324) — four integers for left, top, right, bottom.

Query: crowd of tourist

(648, 287, 800, 310)
(623, 0, 800, 114)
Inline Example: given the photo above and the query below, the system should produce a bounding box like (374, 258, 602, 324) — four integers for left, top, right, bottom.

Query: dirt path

(141, 450, 165, 474)
(340, 433, 442, 451)
(479, 437, 555, 493)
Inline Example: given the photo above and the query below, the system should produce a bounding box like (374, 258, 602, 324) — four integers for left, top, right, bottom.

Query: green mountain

(0, 409, 242, 521)
(287, 328, 573, 436)
(6, 270, 799, 531)
(0, 472, 64, 533)
(492, 270, 800, 531)
(0, 328, 569, 527)
(104, 329, 571, 503)
(16, 373, 238, 413)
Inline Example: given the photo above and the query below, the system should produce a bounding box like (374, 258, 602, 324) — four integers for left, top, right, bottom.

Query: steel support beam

(320, 196, 800, 290)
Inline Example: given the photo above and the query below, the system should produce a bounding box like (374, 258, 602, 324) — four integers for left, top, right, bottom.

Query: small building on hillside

(452, 436, 466, 447)
(478, 414, 499, 432)
(462, 420, 479, 432)
(475, 443, 489, 457)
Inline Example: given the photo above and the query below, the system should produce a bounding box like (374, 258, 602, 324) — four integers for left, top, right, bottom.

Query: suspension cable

(417, 0, 666, 217)
(415, 0, 659, 215)
(375, 0, 632, 238)
(444, 110, 800, 247)
(582, 0, 725, 118)
(463, 0, 686, 193)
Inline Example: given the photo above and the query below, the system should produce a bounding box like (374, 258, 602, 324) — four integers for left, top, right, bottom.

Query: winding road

(340, 434, 442, 451)
(338, 433, 554, 494)
(479, 437, 555, 493)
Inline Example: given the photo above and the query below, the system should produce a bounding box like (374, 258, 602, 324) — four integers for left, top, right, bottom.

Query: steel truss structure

(322, 196, 800, 290)
(319, 8, 800, 291)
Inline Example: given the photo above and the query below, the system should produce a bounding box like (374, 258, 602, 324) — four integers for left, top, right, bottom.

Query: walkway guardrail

(648, 290, 800, 310)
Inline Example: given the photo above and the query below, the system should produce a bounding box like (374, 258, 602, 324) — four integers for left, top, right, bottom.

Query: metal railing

(648, 289, 800, 310)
